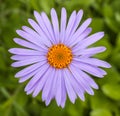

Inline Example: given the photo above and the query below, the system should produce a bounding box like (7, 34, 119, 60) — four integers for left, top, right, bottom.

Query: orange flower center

(47, 44, 73, 69)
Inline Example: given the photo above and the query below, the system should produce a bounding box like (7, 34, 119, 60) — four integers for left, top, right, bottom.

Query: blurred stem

(0, 85, 28, 116)
(0, 87, 10, 98)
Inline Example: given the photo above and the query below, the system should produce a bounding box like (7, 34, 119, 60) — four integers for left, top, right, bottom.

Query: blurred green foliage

(0, 0, 120, 116)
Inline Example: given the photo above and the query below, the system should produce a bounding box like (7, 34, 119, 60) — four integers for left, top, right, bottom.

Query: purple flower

(9, 8, 111, 108)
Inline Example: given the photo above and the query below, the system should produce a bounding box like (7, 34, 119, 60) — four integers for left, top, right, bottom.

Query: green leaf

(63, 0, 95, 11)
(0, 47, 6, 70)
(39, 0, 55, 14)
(90, 109, 112, 116)
(102, 4, 113, 18)
(90, 18, 104, 33)
(102, 83, 120, 100)
(90, 91, 116, 111)
(105, 17, 120, 33)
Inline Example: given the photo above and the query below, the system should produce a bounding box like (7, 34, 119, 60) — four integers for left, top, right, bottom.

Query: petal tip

(28, 18, 33, 23)
(51, 8, 56, 14)
(8, 49, 12, 53)
(88, 18, 92, 23)
(16, 29, 20, 34)
(34, 10, 39, 17)
(15, 74, 19, 78)
(107, 64, 111, 68)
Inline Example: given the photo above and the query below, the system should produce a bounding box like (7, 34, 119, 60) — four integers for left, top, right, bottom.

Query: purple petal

(11, 55, 44, 61)
(98, 68, 107, 75)
(16, 29, 48, 50)
(34, 11, 53, 42)
(69, 64, 94, 95)
(14, 38, 46, 52)
(44, 69, 58, 105)
(73, 57, 111, 68)
(42, 67, 55, 105)
(50, 8, 59, 43)
(72, 61, 104, 78)
(68, 27, 92, 47)
(60, 8, 67, 43)
(26, 83, 38, 95)
(33, 67, 52, 97)
(69, 18, 92, 43)
(65, 69, 85, 101)
(60, 71, 66, 108)
(55, 70, 62, 106)
(22, 26, 52, 48)
(73, 46, 106, 56)
(41, 68, 55, 101)
(78, 32, 104, 48)
(9, 48, 43, 56)
(28, 18, 52, 46)
(71, 65, 98, 89)
(15, 61, 46, 78)
(11, 56, 46, 67)
(19, 66, 41, 83)
(64, 11, 76, 42)
(25, 63, 49, 92)
(65, 10, 83, 44)
(63, 69, 77, 103)
(69, 10, 83, 37)
(83, 75, 98, 89)
(41, 12, 56, 44)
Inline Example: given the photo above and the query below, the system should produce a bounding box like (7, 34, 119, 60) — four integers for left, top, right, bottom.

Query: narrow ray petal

(51, 8, 59, 43)
(34, 11, 55, 44)
(68, 27, 92, 47)
(11, 56, 46, 67)
(78, 32, 104, 48)
(69, 64, 94, 95)
(64, 11, 76, 41)
(70, 18, 92, 43)
(28, 18, 52, 46)
(15, 61, 46, 78)
(19, 67, 41, 83)
(72, 61, 104, 77)
(73, 57, 111, 68)
(16, 29, 48, 50)
(32, 67, 53, 97)
(45, 69, 58, 105)
(42, 68, 55, 101)
(64, 69, 77, 103)
(65, 10, 83, 44)
(41, 12, 56, 43)
(65, 69, 85, 101)
(14, 38, 46, 52)
(11, 55, 43, 61)
(25, 63, 49, 92)
(60, 8, 67, 43)
(60, 72, 67, 108)
(73, 46, 106, 56)
(71, 65, 98, 89)
(55, 70, 62, 106)
(22, 26, 51, 47)
(9, 48, 43, 56)
(26, 83, 38, 95)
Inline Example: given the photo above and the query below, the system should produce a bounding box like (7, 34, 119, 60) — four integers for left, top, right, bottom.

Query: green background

(0, 0, 120, 116)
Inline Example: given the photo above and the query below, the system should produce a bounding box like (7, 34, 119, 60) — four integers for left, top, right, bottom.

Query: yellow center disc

(47, 44, 73, 69)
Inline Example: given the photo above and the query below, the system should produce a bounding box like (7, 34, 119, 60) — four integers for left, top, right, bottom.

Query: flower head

(9, 8, 111, 108)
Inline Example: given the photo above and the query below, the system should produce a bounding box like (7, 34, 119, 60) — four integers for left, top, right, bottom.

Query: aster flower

(9, 8, 111, 108)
